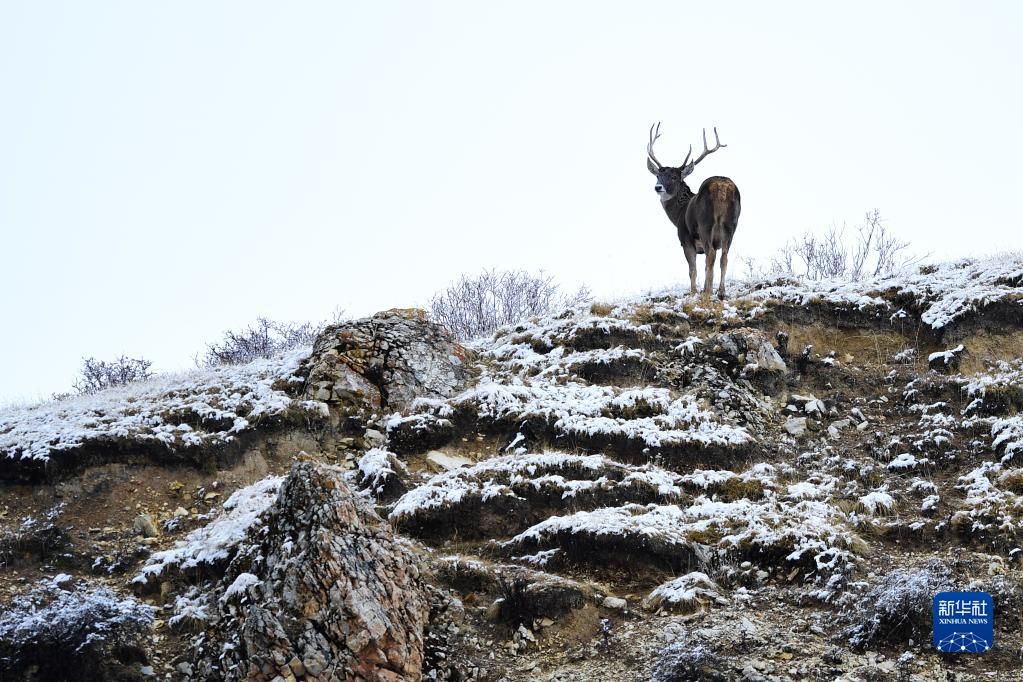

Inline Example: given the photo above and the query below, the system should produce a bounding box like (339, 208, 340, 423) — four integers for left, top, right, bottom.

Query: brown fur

(706, 178, 737, 226)
(683, 176, 741, 297)
(647, 128, 741, 299)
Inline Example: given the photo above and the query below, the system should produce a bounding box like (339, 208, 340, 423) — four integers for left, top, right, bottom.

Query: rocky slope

(3, 257, 1023, 681)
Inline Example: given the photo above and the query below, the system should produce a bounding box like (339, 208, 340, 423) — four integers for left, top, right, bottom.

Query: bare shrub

(429, 269, 590, 340)
(199, 317, 330, 367)
(769, 210, 919, 281)
(0, 577, 154, 680)
(843, 562, 951, 650)
(652, 635, 723, 682)
(72, 356, 153, 394)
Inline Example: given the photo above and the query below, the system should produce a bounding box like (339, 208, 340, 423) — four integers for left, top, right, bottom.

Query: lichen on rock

(301, 308, 471, 411)
(169, 462, 431, 681)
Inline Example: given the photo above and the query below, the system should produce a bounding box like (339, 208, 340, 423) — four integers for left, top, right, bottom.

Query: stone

(354, 448, 409, 502)
(194, 462, 430, 681)
(804, 399, 826, 416)
(775, 330, 790, 356)
(711, 328, 787, 375)
(485, 599, 504, 623)
(387, 414, 456, 455)
(602, 596, 628, 610)
(928, 344, 965, 374)
(363, 428, 387, 448)
(132, 513, 159, 538)
(425, 450, 473, 471)
(785, 417, 807, 437)
(286, 656, 305, 677)
(301, 309, 471, 410)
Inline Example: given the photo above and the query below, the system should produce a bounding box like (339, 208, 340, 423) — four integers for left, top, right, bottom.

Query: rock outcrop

(7, 257, 1023, 681)
(184, 463, 430, 681)
(302, 309, 470, 411)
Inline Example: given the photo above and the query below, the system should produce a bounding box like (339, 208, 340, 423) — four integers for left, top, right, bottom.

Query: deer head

(646, 123, 727, 201)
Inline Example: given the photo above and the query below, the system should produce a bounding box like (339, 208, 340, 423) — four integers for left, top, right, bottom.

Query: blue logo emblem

(933, 592, 993, 653)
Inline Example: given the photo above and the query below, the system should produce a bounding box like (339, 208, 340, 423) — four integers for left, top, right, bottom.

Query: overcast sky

(2, 1, 1021, 402)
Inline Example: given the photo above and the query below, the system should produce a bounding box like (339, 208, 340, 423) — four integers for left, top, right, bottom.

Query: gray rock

(362, 428, 387, 447)
(928, 344, 965, 374)
(425, 450, 473, 471)
(302, 309, 471, 410)
(192, 463, 430, 681)
(602, 596, 628, 610)
(804, 399, 826, 416)
(132, 513, 159, 538)
(785, 417, 807, 437)
(712, 328, 787, 375)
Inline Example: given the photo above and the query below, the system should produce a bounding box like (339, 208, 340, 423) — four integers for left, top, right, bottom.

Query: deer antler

(647, 122, 664, 168)
(681, 127, 726, 176)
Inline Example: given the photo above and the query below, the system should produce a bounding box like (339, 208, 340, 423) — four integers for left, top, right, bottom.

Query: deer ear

(646, 157, 659, 174)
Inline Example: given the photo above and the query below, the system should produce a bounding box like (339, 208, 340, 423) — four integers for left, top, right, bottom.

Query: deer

(646, 123, 741, 300)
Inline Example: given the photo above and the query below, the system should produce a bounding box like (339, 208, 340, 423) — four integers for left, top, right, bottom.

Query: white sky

(2, 1, 1022, 402)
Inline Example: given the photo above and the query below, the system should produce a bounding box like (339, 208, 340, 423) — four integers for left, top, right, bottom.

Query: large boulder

(302, 309, 470, 410)
(194, 462, 431, 681)
(708, 327, 787, 394)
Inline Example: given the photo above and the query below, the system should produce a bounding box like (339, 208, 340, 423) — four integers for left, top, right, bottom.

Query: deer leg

(682, 242, 698, 295)
(703, 246, 717, 298)
(717, 245, 729, 300)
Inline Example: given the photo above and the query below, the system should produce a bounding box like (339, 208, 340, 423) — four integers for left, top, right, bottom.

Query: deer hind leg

(703, 245, 717, 298)
(717, 244, 730, 300)
(682, 242, 698, 295)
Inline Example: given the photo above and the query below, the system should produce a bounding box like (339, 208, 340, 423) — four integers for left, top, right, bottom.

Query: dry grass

(589, 302, 615, 317)
(628, 303, 655, 325)
(779, 324, 1023, 375)
(716, 477, 765, 502)
(954, 328, 1023, 375)
(998, 470, 1023, 494)
(784, 326, 911, 369)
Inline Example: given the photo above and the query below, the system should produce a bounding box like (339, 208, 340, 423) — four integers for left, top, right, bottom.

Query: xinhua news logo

(932, 592, 994, 653)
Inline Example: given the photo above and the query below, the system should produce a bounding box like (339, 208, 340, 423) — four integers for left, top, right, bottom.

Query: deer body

(647, 124, 741, 299)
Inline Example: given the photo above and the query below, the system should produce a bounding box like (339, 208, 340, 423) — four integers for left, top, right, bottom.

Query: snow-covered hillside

(3, 257, 1023, 680)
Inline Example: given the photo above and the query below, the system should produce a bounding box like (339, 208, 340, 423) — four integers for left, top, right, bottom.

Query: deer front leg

(682, 242, 698, 295)
(703, 246, 717, 298)
(717, 245, 729, 300)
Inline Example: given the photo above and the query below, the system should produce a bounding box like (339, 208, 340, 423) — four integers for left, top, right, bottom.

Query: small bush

(652, 636, 723, 682)
(199, 317, 323, 367)
(0, 578, 154, 680)
(429, 269, 590, 340)
(72, 356, 153, 394)
(767, 210, 921, 281)
(844, 563, 951, 649)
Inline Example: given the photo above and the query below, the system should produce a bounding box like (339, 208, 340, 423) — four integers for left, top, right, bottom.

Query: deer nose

(654, 184, 665, 193)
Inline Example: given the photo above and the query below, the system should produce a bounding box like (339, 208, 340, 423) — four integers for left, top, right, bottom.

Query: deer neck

(661, 182, 695, 227)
